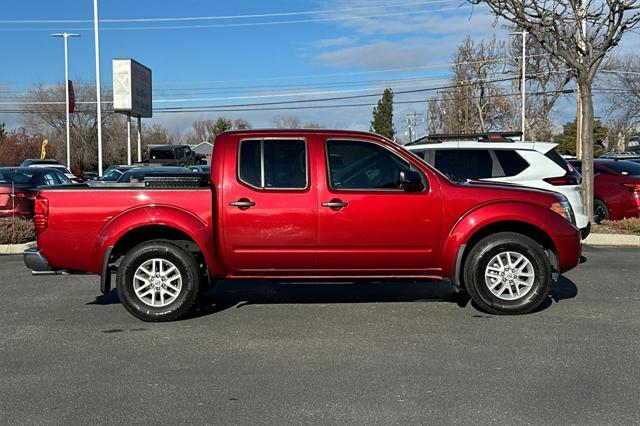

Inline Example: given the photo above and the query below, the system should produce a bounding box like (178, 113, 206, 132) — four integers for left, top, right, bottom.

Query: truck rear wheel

(463, 232, 552, 315)
(116, 241, 200, 321)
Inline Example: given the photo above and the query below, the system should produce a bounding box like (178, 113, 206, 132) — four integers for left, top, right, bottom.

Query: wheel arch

(451, 220, 559, 289)
(94, 206, 225, 291)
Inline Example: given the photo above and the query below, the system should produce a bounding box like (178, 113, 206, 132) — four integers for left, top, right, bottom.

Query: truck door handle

(229, 198, 256, 209)
(322, 199, 348, 210)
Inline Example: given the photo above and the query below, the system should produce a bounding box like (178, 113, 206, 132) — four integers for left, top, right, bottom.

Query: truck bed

(36, 184, 212, 274)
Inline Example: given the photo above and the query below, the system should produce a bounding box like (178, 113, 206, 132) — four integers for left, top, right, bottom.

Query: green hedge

(0, 218, 36, 244)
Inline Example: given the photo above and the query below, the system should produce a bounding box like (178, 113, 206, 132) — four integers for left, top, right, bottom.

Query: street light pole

(93, 0, 104, 176)
(51, 32, 80, 170)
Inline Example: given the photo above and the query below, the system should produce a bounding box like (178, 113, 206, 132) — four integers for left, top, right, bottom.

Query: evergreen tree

(0, 122, 6, 144)
(211, 117, 233, 139)
(370, 88, 395, 140)
(554, 119, 608, 157)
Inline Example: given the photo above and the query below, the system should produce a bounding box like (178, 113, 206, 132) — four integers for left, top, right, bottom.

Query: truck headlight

(550, 199, 575, 225)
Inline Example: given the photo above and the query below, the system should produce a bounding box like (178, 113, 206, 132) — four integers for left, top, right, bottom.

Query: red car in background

(569, 159, 640, 223)
(0, 167, 71, 218)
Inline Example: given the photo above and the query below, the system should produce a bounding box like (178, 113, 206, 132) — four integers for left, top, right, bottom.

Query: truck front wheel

(116, 241, 200, 321)
(463, 232, 552, 315)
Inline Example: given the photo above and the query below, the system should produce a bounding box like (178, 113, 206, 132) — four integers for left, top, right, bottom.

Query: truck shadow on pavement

(90, 276, 577, 318)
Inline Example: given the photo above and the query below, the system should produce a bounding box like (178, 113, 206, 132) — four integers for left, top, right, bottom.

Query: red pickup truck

(24, 129, 581, 321)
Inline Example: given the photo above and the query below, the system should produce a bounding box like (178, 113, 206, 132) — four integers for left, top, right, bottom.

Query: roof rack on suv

(406, 131, 523, 146)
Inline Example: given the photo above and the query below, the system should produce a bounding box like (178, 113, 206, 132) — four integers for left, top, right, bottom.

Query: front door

(221, 137, 317, 275)
(316, 138, 442, 275)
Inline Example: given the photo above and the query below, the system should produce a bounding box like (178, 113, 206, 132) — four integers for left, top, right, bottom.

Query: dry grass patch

(0, 218, 36, 244)
(592, 218, 640, 236)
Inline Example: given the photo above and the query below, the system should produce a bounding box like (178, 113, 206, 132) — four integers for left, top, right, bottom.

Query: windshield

(0, 171, 35, 184)
(101, 169, 124, 182)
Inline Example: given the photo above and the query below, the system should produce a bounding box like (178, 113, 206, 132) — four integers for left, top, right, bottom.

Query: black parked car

(147, 145, 198, 167)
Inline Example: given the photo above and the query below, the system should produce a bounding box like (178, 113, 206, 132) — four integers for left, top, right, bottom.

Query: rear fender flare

(93, 205, 224, 278)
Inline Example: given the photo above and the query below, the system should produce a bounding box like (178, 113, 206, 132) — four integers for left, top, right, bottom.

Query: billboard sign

(112, 59, 152, 118)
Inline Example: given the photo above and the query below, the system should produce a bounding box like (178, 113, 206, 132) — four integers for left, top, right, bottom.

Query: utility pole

(93, 0, 104, 176)
(405, 112, 424, 143)
(51, 32, 80, 170)
(576, 0, 586, 158)
(511, 30, 527, 141)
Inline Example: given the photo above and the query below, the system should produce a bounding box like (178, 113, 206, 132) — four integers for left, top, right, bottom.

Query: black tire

(594, 199, 609, 224)
(463, 232, 552, 315)
(116, 241, 200, 322)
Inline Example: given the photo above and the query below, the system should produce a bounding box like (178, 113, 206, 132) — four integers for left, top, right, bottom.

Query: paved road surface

(1, 246, 638, 424)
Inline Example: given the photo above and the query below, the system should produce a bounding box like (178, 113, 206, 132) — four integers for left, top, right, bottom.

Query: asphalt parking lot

(1, 246, 639, 424)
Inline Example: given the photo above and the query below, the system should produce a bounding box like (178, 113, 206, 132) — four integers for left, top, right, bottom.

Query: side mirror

(399, 170, 426, 192)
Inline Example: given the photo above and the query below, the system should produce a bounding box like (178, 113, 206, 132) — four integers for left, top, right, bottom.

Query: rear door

(316, 138, 442, 275)
(221, 137, 318, 275)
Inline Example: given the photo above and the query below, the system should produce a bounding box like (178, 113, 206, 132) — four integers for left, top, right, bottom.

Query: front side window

(238, 139, 307, 189)
(326, 140, 419, 190)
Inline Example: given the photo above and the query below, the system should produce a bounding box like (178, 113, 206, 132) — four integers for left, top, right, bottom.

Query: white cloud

(313, 36, 358, 49)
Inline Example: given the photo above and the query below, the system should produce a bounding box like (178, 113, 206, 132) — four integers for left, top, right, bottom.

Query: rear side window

(238, 139, 307, 189)
(545, 149, 572, 172)
(494, 150, 529, 177)
(434, 149, 493, 180)
(151, 149, 176, 160)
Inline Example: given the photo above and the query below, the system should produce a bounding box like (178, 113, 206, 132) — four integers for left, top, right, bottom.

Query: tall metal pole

(52, 33, 80, 170)
(93, 0, 104, 176)
(63, 36, 70, 169)
(521, 31, 527, 141)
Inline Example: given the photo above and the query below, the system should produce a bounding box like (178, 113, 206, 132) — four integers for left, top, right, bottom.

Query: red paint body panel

(0, 187, 36, 218)
(594, 173, 640, 220)
(34, 129, 581, 283)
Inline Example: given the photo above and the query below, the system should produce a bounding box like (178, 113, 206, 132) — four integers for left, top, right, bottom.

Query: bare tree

(272, 115, 302, 129)
(469, 0, 640, 219)
(22, 82, 127, 170)
(427, 36, 516, 134)
(602, 52, 640, 148)
(185, 117, 251, 144)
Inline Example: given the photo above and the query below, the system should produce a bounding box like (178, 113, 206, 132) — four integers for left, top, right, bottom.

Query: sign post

(112, 58, 152, 165)
(126, 114, 132, 165)
(137, 117, 142, 163)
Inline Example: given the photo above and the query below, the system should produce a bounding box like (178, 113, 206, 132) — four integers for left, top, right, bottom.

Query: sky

(0, 0, 638, 138)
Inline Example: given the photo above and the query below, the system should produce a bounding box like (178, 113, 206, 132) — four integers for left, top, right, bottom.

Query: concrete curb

(584, 233, 640, 247)
(0, 241, 36, 255)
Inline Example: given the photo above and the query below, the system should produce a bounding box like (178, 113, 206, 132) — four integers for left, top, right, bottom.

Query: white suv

(405, 133, 590, 238)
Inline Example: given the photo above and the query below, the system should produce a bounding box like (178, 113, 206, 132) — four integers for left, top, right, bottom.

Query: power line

(0, 5, 472, 32)
(0, 75, 524, 107)
(0, 1, 454, 24)
(0, 55, 553, 99)
(0, 89, 579, 115)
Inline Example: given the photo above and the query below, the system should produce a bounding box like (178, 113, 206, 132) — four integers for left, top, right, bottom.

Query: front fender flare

(440, 202, 564, 279)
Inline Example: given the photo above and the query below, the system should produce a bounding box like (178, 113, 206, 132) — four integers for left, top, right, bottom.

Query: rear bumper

(23, 248, 52, 271)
